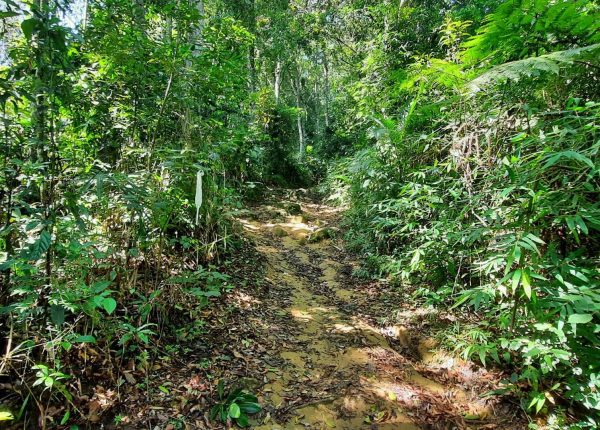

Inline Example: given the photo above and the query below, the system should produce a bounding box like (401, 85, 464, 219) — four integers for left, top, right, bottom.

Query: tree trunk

(164, 16, 172, 43)
(274, 59, 282, 102)
(83, 0, 89, 29)
(192, 0, 205, 56)
(247, 0, 256, 92)
(33, 0, 52, 319)
(294, 74, 305, 157)
(323, 57, 330, 129)
(297, 114, 304, 156)
(0, 104, 14, 304)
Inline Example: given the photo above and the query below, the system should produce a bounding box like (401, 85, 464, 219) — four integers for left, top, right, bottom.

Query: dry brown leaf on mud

(185, 374, 207, 390)
(87, 400, 102, 423)
(122, 370, 137, 384)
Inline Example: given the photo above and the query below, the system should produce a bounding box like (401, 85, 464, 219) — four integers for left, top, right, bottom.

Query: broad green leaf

(568, 314, 593, 324)
(542, 150, 594, 170)
(93, 280, 111, 293)
(522, 270, 532, 300)
(575, 215, 589, 235)
(210, 405, 221, 420)
(525, 233, 545, 245)
(236, 413, 249, 427)
(102, 298, 117, 314)
(228, 403, 241, 419)
(60, 410, 70, 425)
(92, 295, 105, 308)
(73, 335, 96, 343)
(138, 332, 149, 344)
(21, 18, 37, 40)
(50, 305, 65, 326)
(511, 269, 522, 293)
(528, 393, 546, 413)
(26, 230, 52, 260)
(60, 341, 72, 351)
(201, 289, 221, 297)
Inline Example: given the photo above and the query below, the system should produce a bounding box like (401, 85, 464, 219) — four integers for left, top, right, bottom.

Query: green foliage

(321, 0, 600, 424)
(2, 0, 600, 426)
(32, 364, 72, 403)
(0, 0, 263, 425)
(337, 96, 600, 419)
(462, 0, 600, 65)
(210, 380, 261, 428)
(469, 44, 600, 90)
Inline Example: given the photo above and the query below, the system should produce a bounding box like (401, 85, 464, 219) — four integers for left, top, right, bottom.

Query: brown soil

(232, 191, 524, 430)
(97, 190, 525, 429)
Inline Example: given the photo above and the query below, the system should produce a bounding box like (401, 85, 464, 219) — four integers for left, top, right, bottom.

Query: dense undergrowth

(0, 0, 311, 427)
(1, 0, 599, 428)
(320, 1, 600, 428)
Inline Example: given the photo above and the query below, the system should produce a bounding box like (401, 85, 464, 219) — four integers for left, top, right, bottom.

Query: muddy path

(109, 190, 524, 429)
(232, 191, 524, 430)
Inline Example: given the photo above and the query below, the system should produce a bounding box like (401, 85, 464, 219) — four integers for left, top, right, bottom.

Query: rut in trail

(236, 191, 523, 430)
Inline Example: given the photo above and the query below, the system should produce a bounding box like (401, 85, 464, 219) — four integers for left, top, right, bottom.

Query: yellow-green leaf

(522, 270, 532, 300)
(511, 269, 522, 293)
(0, 411, 14, 421)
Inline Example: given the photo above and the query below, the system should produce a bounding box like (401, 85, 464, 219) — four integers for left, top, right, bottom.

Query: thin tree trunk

(294, 74, 305, 157)
(274, 59, 282, 102)
(323, 57, 330, 129)
(192, 0, 204, 56)
(164, 16, 172, 43)
(315, 80, 321, 139)
(83, 0, 89, 29)
(297, 114, 304, 156)
(0, 103, 14, 303)
(183, 0, 204, 146)
(33, 0, 51, 320)
(247, 0, 256, 92)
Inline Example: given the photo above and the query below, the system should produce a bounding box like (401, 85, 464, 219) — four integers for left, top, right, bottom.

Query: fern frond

(467, 43, 600, 91)
(462, 0, 600, 65)
(401, 58, 466, 91)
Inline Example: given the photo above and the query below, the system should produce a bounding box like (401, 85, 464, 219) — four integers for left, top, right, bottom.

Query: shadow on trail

(233, 190, 523, 430)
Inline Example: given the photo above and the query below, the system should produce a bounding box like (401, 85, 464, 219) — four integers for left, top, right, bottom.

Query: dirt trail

(234, 191, 522, 430)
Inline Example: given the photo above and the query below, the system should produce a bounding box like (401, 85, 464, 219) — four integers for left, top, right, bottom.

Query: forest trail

(2, 2, 596, 427)
(232, 191, 521, 430)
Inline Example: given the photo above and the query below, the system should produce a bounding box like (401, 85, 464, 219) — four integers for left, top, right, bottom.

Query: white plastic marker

(195, 170, 204, 225)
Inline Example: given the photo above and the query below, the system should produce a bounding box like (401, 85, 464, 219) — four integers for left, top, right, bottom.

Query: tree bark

(323, 57, 330, 129)
(192, 0, 205, 56)
(274, 59, 282, 102)
(247, 0, 256, 92)
(293, 73, 305, 157)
